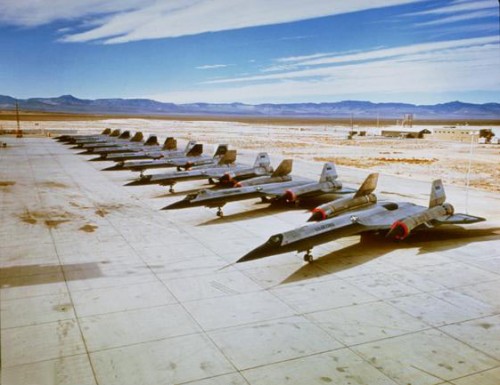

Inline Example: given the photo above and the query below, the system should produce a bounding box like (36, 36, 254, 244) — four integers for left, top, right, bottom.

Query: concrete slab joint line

(0, 133, 499, 385)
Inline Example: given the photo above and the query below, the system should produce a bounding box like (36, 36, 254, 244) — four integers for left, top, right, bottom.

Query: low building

(381, 128, 430, 139)
(432, 127, 484, 142)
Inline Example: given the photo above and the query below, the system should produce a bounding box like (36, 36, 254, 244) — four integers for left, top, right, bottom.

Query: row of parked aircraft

(56, 128, 486, 263)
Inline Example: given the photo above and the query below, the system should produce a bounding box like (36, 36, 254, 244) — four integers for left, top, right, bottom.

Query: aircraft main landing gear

(303, 250, 314, 263)
(169, 186, 175, 193)
(216, 207, 224, 217)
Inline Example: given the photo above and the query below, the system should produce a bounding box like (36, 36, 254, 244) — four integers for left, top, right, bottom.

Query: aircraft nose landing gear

(303, 250, 314, 263)
(216, 207, 224, 217)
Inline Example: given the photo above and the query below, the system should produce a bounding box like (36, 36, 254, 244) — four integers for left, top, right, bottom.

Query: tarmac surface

(1, 136, 500, 385)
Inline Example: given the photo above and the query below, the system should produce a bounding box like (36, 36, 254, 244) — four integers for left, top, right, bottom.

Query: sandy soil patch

(3, 117, 499, 192)
(18, 209, 79, 228)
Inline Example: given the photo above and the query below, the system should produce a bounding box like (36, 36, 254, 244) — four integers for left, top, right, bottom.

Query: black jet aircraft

(61, 129, 122, 145)
(69, 129, 128, 147)
(55, 128, 112, 142)
(86, 135, 161, 159)
(164, 162, 355, 217)
(77, 131, 145, 151)
(104, 144, 228, 175)
(103, 140, 199, 171)
(105, 137, 179, 162)
(126, 152, 273, 192)
(238, 179, 485, 263)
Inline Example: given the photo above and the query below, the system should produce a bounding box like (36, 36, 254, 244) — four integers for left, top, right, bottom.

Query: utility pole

(15, 101, 23, 138)
(465, 131, 478, 214)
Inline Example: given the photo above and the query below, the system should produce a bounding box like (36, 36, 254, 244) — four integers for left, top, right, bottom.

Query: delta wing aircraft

(104, 144, 228, 175)
(55, 128, 111, 142)
(105, 137, 178, 162)
(88, 135, 160, 159)
(237, 179, 485, 263)
(77, 131, 144, 151)
(69, 129, 128, 147)
(59, 128, 119, 144)
(126, 152, 272, 193)
(164, 162, 355, 217)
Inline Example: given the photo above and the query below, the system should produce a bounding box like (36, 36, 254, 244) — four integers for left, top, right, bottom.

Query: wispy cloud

(206, 36, 499, 84)
(415, 10, 498, 26)
(150, 35, 500, 103)
(196, 64, 231, 70)
(0, 0, 149, 28)
(409, 0, 496, 16)
(0, 0, 425, 44)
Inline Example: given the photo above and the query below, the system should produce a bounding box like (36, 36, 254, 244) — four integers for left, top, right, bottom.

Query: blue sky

(1, 0, 499, 104)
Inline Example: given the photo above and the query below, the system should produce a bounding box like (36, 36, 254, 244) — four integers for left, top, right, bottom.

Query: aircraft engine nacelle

(282, 184, 319, 203)
(219, 172, 238, 186)
(387, 203, 454, 240)
(309, 194, 377, 221)
(236, 176, 291, 187)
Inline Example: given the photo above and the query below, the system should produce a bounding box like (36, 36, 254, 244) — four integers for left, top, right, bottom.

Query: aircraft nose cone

(125, 176, 152, 186)
(89, 156, 107, 161)
(237, 242, 277, 263)
(102, 164, 124, 171)
(161, 199, 192, 210)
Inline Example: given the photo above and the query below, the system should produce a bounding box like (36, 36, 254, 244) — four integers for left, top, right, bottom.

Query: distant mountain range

(1, 94, 499, 120)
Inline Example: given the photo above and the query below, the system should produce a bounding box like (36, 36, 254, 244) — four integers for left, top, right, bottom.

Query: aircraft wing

(203, 169, 231, 178)
(255, 183, 298, 198)
(434, 213, 486, 225)
(322, 186, 357, 194)
(352, 206, 401, 230)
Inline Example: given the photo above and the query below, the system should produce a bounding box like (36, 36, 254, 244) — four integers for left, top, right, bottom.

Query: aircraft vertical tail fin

(272, 159, 293, 177)
(319, 162, 338, 183)
(130, 132, 144, 142)
(254, 152, 271, 168)
(429, 179, 446, 208)
(353, 173, 379, 198)
(163, 137, 177, 150)
(213, 144, 228, 157)
(118, 131, 131, 139)
(184, 140, 197, 152)
(218, 150, 237, 165)
(186, 143, 203, 157)
(101, 128, 111, 135)
(144, 135, 158, 146)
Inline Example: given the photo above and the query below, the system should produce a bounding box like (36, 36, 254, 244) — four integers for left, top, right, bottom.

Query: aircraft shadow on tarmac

(198, 202, 306, 226)
(197, 194, 340, 225)
(151, 183, 227, 198)
(281, 226, 500, 285)
(0, 262, 104, 288)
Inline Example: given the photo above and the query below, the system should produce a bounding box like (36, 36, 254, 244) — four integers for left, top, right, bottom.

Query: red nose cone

(284, 190, 296, 203)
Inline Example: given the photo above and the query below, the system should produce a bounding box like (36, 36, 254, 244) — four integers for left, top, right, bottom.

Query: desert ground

(1, 116, 499, 193)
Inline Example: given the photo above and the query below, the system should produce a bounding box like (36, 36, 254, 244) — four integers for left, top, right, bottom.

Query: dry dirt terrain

(1, 115, 499, 193)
